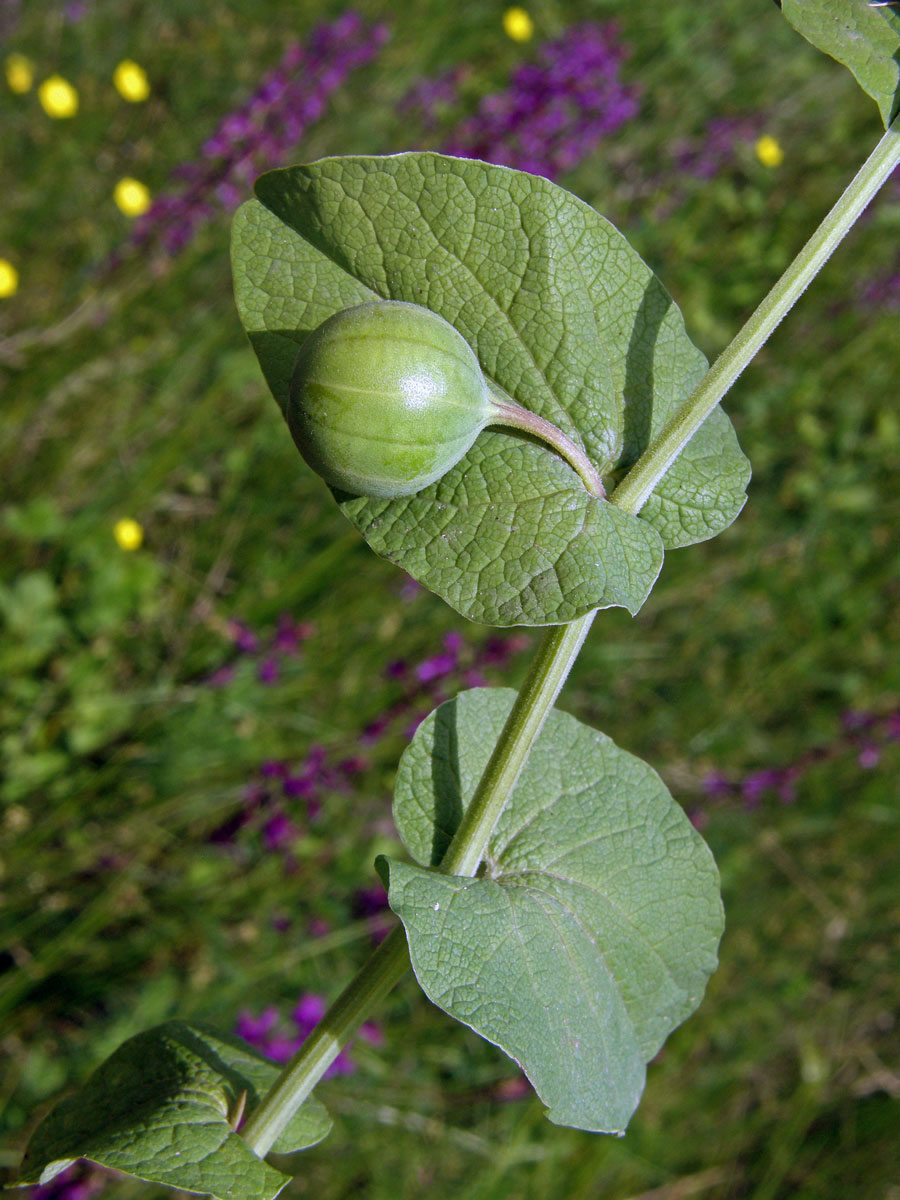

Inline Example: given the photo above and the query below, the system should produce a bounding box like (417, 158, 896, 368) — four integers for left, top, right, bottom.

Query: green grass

(2, 1, 899, 1198)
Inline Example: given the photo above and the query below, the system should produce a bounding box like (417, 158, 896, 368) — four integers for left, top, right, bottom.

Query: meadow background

(2, 2, 899, 1198)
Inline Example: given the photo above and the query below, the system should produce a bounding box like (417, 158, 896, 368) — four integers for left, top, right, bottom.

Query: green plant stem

(241, 111, 900, 1160)
(439, 614, 597, 876)
(613, 110, 900, 516)
(239, 925, 409, 1156)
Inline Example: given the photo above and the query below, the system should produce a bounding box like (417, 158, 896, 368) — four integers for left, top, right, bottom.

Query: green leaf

(232, 153, 749, 626)
(16, 1022, 331, 1200)
(781, 0, 900, 127)
(381, 688, 723, 1134)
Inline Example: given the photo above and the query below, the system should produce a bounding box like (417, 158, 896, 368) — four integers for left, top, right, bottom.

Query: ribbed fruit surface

(288, 301, 493, 498)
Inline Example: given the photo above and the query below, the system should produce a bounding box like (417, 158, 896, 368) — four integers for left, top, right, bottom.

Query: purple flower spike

(114, 13, 389, 266)
(352, 884, 390, 919)
(274, 614, 313, 654)
(441, 21, 639, 180)
(702, 771, 734, 800)
(236, 1006, 280, 1048)
(741, 768, 784, 808)
(283, 773, 312, 798)
(261, 759, 288, 779)
(265, 1034, 303, 1063)
(206, 664, 236, 689)
(293, 993, 328, 1035)
(263, 811, 298, 852)
(229, 620, 259, 654)
(258, 657, 280, 685)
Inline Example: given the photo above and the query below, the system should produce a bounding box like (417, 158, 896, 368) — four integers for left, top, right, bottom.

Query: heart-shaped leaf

(231, 153, 749, 626)
(379, 688, 723, 1134)
(16, 1022, 331, 1200)
(781, 0, 900, 127)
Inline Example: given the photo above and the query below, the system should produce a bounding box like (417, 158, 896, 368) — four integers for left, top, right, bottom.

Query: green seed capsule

(288, 301, 496, 499)
(287, 300, 606, 501)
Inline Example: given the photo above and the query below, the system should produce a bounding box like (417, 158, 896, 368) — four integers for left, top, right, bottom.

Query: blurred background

(2, 2, 899, 1198)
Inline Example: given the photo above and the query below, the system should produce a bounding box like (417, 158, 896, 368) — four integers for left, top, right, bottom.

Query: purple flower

(361, 714, 391, 744)
(741, 768, 784, 808)
(264, 1034, 302, 1063)
(229, 620, 259, 653)
(359, 1021, 384, 1047)
(293, 993, 327, 1035)
(274, 614, 313, 655)
(352, 885, 390, 920)
(442, 22, 639, 180)
(337, 755, 368, 776)
(415, 652, 457, 683)
(263, 811, 298, 852)
(477, 634, 531, 667)
(258, 657, 280, 685)
(31, 1163, 107, 1200)
(702, 771, 734, 800)
(841, 709, 876, 732)
(261, 759, 288, 779)
(118, 13, 389, 264)
(283, 773, 313, 798)
(206, 664, 236, 688)
(326, 1049, 356, 1076)
(236, 1006, 279, 1048)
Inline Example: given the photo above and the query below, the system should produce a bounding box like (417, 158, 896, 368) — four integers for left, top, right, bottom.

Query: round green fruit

(287, 300, 495, 499)
(287, 300, 605, 500)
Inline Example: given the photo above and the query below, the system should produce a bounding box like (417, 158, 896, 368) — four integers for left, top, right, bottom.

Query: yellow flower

(5, 53, 34, 94)
(0, 259, 19, 298)
(113, 518, 144, 551)
(38, 74, 79, 118)
(114, 177, 151, 218)
(502, 6, 534, 42)
(113, 59, 150, 103)
(755, 135, 784, 168)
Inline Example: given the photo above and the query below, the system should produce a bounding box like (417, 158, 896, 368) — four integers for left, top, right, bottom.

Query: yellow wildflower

(113, 59, 150, 103)
(0, 259, 18, 298)
(113, 518, 144, 551)
(502, 7, 534, 42)
(38, 74, 79, 118)
(755, 135, 784, 168)
(114, 177, 151, 218)
(5, 53, 34, 94)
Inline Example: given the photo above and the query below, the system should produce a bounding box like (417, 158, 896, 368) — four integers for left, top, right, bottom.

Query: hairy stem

(612, 110, 900, 516)
(439, 615, 597, 876)
(240, 926, 409, 1156)
(241, 111, 900, 1159)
